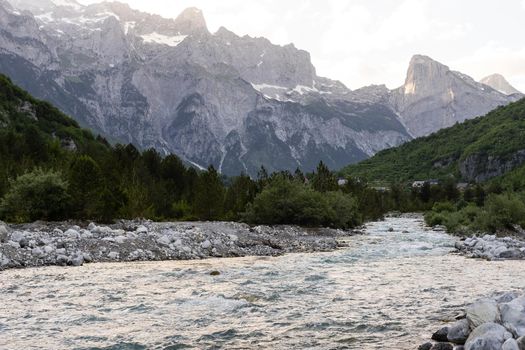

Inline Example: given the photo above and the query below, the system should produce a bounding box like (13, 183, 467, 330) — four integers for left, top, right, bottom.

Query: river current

(1, 216, 525, 349)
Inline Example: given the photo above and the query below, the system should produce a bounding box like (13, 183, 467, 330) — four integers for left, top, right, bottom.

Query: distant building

(412, 179, 440, 188)
(337, 178, 348, 186)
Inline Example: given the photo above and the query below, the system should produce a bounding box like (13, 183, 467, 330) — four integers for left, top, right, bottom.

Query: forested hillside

(341, 98, 525, 183)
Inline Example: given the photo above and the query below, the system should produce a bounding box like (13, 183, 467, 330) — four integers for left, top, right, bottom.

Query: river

(1, 216, 524, 349)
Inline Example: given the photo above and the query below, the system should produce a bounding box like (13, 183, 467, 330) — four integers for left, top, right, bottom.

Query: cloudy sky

(80, 0, 525, 91)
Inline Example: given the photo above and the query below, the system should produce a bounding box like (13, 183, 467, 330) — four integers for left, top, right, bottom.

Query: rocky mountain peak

(174, 7, 208, 34)
(403, 54, 450, 95)
(480, 73, 522, 95)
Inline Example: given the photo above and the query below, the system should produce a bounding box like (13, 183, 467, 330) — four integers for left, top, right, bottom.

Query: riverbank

(419, 290, 525, 350)
(0, 220, 358, 271)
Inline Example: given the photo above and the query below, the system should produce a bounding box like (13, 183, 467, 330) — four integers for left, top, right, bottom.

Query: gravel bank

(0, 220, 356, 270)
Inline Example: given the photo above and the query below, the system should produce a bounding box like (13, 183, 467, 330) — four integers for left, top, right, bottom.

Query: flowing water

(1, 216, 525, 350)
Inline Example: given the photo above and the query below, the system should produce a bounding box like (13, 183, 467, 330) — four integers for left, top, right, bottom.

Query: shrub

(0, 168, 70, 222)
(243, 179, 360, 229)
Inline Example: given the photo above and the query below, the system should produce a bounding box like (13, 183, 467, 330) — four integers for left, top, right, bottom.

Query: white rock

(0, 222, 8, 242)
(500, 296, 525, 337)
(503, 339, 520, 350)
(9, 231, 25, 243)
(0, 253, 9, 267)
(43, 245, 54, 254)
(70, 255, 84, 267)
(201, 240, 211, 249)
(466, 299, 501, 329)
(56, 248, 66, 255)
(157, 235, 171, 246)
(465, 323, 510, 350)
(114, 236, 127, 244)
(64, 229, 80, 238)
(107, 251, 119, 260)
(136, 225, 148, 233)
(31, 247, 44, 257)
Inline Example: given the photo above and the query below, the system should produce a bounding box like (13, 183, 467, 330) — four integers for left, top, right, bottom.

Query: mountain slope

(480, 73, 522, 96)
(390, 55, 520, 138)
(0, 1, 519, 176)
(341, 98, 525, 183)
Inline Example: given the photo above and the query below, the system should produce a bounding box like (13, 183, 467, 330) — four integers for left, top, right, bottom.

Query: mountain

(0, 1, 519, 176)
(341, 97, 525, 183)
(390, 55, 521, 138)
(480, 73, 522, 96)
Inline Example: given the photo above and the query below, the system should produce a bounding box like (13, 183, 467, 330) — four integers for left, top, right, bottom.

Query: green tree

(0, 168, 70, 222)
(311, 161, 338, 193)
(193, 166, 225, 220)
(68, 155, 103, 218)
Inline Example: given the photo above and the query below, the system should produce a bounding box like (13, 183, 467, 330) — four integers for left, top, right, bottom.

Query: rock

(43, 245, 54, 254)
(56, 254, 69, 266)
(31, 247, 44, 257)
(107, 251, 120, 260)
(19, 238, 29, 248)
(201, 240, 212, 249)
(136, 225, 148, 234)
(466, 299, 501, 329)
(465, 323, 511, 350)
(114, 236, 127, 244)
(209, 270, 221, 276)
(418, 342, 433, 350)
(0, 253, 10, 267)
(503, 339, 520, 350)
(431, 343, 453, 350)
(157, 235, 171, 246)
(448, 319, 470, 344)
(9, 231, 25, 243)
(64, 229, 80, 239)
(56, 248, 66, 255)
(0, 221, 8, 242)
(496, 292, 520, 304)
(500, 296, 525, 337)
(83, 253, 93, 263)
(454, 346, 465, 350)
(70, 255, 84, 267)
(388, 227, 394, 232)
(516, 336, 525, 350)
(499, 249, 523, 259)
(432, 327, 450, 342)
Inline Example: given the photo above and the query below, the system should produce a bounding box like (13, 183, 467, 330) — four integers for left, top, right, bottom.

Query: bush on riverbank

(243, 178, 361, 229)
(424, 192, 525, 234)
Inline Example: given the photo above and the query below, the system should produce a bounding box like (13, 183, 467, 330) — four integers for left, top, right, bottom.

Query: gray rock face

(480, 74, 522, 96)
(459, 150, 525, 183)
(391, 55, 519, 138)
(0, 2, 519, 176)
(465, 323, 510, 350)
(503, 339, 520, 350)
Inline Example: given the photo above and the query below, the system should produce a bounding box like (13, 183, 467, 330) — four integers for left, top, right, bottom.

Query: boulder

(516, 336, 525, 350)
(465, 323, 511, 350)
(431, 343, 453, 350)
(0, 253, 9, 267)
(136, 225, 148, 234)
(70, 255, 84, 267)
(9, 231, 25, 243)
(503, 339, 520, 350)
(64, 229, 80, 239)
(107, 251, 119, 260)
(432, 327, 450, 342)
(0, 221, 8, 242)
(466, 299, 501, 329)
(31, 247, 44, 257)
(56, 254, 69, 266)
(201, 240, 212, 249)
(157, 235, 171, 246)
(418, 343, 433, 350)
(500, 296, 525, 337)
(448, 319, 470, 344)
(499, 249, 523, 259)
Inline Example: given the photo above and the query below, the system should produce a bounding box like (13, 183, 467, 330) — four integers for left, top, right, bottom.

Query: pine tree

(311, 161, 337, 192)
(193, 166, 225, 220)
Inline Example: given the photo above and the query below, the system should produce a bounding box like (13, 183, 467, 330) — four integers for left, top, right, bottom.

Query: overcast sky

(80, 0, 525, 91)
